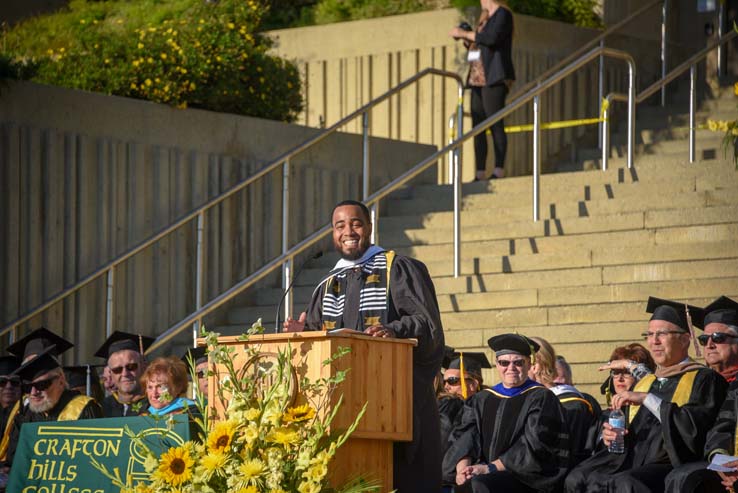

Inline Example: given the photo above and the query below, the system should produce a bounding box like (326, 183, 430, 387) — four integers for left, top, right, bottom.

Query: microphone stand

(275, 251, 323, 333)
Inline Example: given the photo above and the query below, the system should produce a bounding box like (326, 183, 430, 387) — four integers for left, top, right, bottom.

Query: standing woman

(450, 0, 515, 181)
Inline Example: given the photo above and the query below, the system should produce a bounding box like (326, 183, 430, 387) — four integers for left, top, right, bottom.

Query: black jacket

(475, 7, 515, 86)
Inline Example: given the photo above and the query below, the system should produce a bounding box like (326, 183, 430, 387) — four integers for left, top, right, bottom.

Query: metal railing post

(661, 0, 668, 106)
(601, 100, 610, 171)
(194, 211, 205, 344)
(282, 256, 293, 324)
(105, 268, 114, 337)
(447, 115, 455, 185)
(370, 203, 379, 245)
(281, 158, 291, 318)
(627, 61, 636, 169)
(453, 82, 464, 278)
(452, 142, 461, 278)
(689, 64, 696, 163)
(598, 39, 605, 148)
(718, 2, 725, 78)
(362, 111, 371, 200)
(532, 94, 541, 222)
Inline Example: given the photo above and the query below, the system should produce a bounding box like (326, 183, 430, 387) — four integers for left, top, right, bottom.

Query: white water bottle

(608, 409, 626, 454)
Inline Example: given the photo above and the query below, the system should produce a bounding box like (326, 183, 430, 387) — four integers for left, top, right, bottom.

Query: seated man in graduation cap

(5, 346, 103, 463)
(181, 347, 208, 397)
(664, 295, 738, 493)
(439, 349, 492, 492)
(0, 356, 21, 459)
(64, 365, 105, 403)
(95, 331, 154, 417)
(694, 296, 738, 390)
(0, 327, 74, 463)
(565, 297, 728, 493)
(443, 333, 569, 493)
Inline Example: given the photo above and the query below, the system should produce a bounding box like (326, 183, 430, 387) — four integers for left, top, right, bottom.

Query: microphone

(275, 251, 323, 332)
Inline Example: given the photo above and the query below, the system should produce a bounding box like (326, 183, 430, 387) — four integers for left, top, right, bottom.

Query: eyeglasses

(697, 332, 738, 346)
(496, 359, 526, 368)
(641, 330, 684, 340)
(444, 377, 461, 385)
(0, 376, 20, 388)
(22, 375, 59, 394)
(610, 369, 632, 378)
(110, 363, 139, 375)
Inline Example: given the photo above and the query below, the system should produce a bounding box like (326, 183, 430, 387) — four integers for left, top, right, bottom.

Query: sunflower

(157, 445, 194, 486)
(237, 458, 266, 486)
(207, 420, 237, 453)
(200, 451, 228, 480)
(283, 403, 316, 423)
(266, 426, 301, 448)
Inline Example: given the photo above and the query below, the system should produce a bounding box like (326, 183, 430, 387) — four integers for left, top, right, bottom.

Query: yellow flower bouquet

(705, 84, 738, 167)
(92, 320, 381, 493)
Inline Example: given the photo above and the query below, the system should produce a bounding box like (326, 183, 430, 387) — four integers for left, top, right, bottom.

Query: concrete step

(602, 257, 738, 285)
(437, 277, 738, 313)
(592, 240, 735, 267)
(440, 295, 725, 330)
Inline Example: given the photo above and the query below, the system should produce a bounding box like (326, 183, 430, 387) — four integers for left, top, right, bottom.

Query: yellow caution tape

(504, 116, 604, 134)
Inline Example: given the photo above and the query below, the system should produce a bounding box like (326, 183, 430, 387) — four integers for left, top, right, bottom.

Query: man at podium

(284, 199, 445, 493)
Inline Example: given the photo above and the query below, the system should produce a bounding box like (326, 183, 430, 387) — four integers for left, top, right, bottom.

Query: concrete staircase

(222, 88, 738, 403)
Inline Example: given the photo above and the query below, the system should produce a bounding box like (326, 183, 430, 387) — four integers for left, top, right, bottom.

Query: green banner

(7, 415, 193, 493)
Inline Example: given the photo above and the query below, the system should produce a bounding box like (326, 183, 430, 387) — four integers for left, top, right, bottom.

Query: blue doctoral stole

(147, 397, 195, 416)
(487, 379, 543, 398)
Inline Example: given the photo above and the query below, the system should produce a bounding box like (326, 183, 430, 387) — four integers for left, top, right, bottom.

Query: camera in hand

(458, 21, 472, 32)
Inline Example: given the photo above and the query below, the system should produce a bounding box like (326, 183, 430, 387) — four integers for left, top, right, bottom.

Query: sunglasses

(610, 369, 632, 378)
(22, 375, 59, 394)
(110, 363, 139, 375)
(444, 377, 462, 385)
(697, 332, 738, 346)
(0, 376, 20, 388)
(496, 359, 526, 368)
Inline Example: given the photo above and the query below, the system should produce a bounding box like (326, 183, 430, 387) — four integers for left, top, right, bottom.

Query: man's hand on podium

(283, 312, 306, 332)
(364, 325, 396, 338)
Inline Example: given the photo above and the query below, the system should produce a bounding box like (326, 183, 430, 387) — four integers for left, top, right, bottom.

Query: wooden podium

(203, 331, 415, 491)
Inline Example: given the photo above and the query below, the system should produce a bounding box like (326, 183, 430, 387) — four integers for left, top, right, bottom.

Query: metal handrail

(0, 68, 464, 341)
(148, 45, 636, 352)
(508, 0, 664, 104)
(601, 30, 737, 169)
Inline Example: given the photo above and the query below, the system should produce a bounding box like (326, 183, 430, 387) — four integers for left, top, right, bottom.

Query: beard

(29, 394, 56, 413)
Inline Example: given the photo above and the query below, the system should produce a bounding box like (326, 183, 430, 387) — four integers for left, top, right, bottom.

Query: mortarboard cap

(443, 351, 492, 374)
(487, 333, 540, 358)
(94, 331, 155, 359)
(441, 346, 456, 368)
(0, 355, 21, 376)
(12, 346, 61, 382)
(64, 365, 102, 390)
(700, 296, 738, 328)
(181, 347, 208, 367)
(7, 327, 74, 362)
(646, 297, 703, 332)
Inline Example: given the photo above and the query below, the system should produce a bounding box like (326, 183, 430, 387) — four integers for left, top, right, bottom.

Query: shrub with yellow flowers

(91, 320, 380, 493)
(705, 82, 738, 167)
(1, 0, 302, 121)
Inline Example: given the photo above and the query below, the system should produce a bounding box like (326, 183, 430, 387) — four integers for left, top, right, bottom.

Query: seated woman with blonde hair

(529, 336, 599, 467)
(140, 356, 197, 416)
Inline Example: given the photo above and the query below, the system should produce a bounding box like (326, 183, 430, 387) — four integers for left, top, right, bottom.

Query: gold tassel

(685, 303, 701, 358)
(529, 340, 536, 365)
(138, 334, 144, 354)
(460, 353, 468, 400)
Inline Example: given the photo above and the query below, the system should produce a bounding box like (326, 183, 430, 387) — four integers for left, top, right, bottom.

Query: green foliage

(313, 0, 430, 24)
(451, 0, 602, 28)
(2, 0, 303, 121)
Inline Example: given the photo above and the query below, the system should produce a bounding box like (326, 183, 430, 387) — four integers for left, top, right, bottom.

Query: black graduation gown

(305, 254, 445, 493)
(6, 390, 103, 463)
(665, 385, 738, 492)
(439, 395, 466, 487)
(564, 367, 727, 493)
(102, 393, 148, 417)
(443, 385, 569, 492)
(553, 386, 600, 467)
